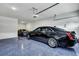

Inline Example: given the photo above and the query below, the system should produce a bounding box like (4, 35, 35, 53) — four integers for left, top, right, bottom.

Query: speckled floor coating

(0, 37, 79, 56)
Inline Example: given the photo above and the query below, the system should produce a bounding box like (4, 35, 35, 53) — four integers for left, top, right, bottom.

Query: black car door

(41, 27, 57, 38)
(31, 27, 48, 43)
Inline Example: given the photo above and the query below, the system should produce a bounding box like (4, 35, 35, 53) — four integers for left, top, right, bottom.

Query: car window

(51, 27, 65, 32)
(34, 28, 41, 32)
(46, 28, 52, 32)
(49, 28, 55, 33)
(41, 27, 53, 33)
(41, 28, 46, 33)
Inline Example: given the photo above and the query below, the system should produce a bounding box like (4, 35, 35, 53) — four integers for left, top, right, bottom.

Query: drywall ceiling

(0, 3, 79, 24)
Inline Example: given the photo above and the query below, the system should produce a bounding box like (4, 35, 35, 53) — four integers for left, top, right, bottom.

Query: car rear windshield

(51, 27, 65, 32)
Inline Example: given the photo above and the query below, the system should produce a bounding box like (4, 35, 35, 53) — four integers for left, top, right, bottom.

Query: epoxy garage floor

(0, 37, 79, 56)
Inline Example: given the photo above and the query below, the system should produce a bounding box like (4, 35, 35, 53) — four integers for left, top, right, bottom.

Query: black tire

(48, 38, 58, 48)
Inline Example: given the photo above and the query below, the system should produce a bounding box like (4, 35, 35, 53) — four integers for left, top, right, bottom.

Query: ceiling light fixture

(31, 7, 39, 18)
(33, 14, 39, 18)
(11, 7, 17, 10)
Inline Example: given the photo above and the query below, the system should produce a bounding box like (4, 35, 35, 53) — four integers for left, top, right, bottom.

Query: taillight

(66, 32, 74, 40)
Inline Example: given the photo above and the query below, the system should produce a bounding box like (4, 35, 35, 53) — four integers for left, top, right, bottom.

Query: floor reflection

(0, 37, 78, 56)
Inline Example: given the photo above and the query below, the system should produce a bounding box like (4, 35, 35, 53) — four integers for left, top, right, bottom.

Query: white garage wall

(0, 16, 17, 39)
(26, 23, 32, 31)
(18, 24, 26, 29)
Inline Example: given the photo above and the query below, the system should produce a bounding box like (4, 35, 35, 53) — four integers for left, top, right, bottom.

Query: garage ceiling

(0, 3, 79, 23)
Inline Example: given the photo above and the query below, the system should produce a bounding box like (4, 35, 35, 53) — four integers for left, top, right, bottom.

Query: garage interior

(0, 3, 79, 56)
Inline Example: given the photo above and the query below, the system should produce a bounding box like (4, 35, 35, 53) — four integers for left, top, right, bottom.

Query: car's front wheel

(48, 38, 58, 48)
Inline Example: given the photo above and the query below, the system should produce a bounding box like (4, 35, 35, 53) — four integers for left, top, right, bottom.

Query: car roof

(38, 26, 54, 28)
(38, 26, 61, 29)
(37, 26, 65, 31)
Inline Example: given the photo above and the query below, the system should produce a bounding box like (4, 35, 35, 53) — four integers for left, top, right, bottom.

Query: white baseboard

(0, 33, 17, 40)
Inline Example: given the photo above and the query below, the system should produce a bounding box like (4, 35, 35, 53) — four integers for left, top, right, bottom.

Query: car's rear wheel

(48, 38, 58, 48)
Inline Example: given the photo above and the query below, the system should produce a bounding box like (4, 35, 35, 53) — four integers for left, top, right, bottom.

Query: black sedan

(26, 26, 78, 48)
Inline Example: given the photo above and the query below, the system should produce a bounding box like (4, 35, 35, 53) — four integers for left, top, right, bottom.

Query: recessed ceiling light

(11, 7, 16, 10)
